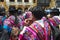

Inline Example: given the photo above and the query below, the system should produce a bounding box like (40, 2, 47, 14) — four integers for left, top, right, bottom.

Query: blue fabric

(2, 16, 6, 22)
(0, 16, 6, 31)
(45, 10, 52, 13)
(45, 9, 52, 14)
(3, 24, 12, 33)
(0, 25, 3, 30)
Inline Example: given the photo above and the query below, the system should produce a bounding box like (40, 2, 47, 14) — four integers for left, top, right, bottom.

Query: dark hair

(9, 7, 17, 15)
(50, 8, 60, 16)
(17, 8, 22, 15)
(30, 6, 46, 20)
(9, 7, 19, 25)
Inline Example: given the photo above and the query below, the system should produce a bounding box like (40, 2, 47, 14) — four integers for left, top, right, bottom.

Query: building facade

(0, 0, 59, 11)
(0, 0, 8, 11)
(37, 0, 56, 9)
(0, 0, 37, 11)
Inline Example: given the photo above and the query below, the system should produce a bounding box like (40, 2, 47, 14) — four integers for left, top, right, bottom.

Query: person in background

(0, 7, 6, 25)
(18, 6, 51, 40)
(45, 8, 60, 40)
(3, 7, 16, 34)
(17, 8, 24, 31)
(52, 8, 60, 24)
(0, 7, 9, 40)
(3, 6, 20, 40)
(45, 8, 60, 28)
(17, 10, 34, 32)
(0, 7, 6, 31)
(23, 11, 33, 26)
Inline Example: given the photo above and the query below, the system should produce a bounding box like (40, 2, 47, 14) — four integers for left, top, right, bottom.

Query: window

(56, 0, 60, 7)
(37, 0, 51, 6)
(0, 0, 4, 2)
(33, 0, 35, 3)
(24, 0, 29, 2)
(10, 0, 15, 2)
(17, 0, 22, 2)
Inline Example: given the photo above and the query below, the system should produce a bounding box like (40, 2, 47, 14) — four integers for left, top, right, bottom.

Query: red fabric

(48, 18, 57, 27)
(19, 35, 27, 40)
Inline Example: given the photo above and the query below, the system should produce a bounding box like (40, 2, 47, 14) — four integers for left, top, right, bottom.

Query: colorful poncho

(19, 17, 52, 40)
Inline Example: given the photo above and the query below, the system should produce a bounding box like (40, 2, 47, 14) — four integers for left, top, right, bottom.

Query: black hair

(17, 8, 22, 15)
(9, 6, 17, 15)
(50, 12, 59, 16)
(30, 6, 46, 20)
(50, 8, 60, 16)
(9, 7, 19, 25)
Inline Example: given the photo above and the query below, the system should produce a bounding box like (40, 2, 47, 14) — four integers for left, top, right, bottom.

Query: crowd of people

(0, 6, 60, 40)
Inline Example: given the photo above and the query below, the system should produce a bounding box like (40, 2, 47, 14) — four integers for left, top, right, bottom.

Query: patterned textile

(53, 16, 60, 24)
(19, 27, 39, 40)
(16, 15, 26, 32)
(4, 15, 15, 27)
(3, 15, 25, 33)
(3, 15, 15, 33)
(48, 16, 60, 27)
(25, 11, 32, 19)
(18, 11, 33, 31)
(19, 17, 52, 40)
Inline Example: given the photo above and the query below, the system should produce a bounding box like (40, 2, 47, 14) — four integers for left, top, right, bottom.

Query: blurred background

(0, 0, 60, 11)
